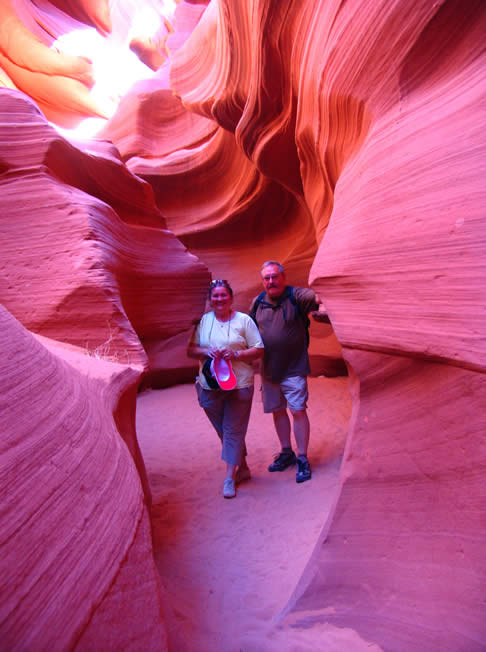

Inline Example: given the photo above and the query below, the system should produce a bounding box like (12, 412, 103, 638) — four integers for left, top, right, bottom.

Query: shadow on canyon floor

(136, 376, 374, 651)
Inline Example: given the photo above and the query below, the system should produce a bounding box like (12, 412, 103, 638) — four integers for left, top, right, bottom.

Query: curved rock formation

(0, 0, 107, 126)
(292, 1, 486, 648)
(0, 305, 167, 649)
(0, 88, 210, 380)
(286, 350, 486, 650)
(1, 0, 485, 649)
(111, 0, 486, 647)
(99, 1, 341, 372)
(47, 0, 112, 35)
(0, 0, 181, 126)
(101, 2, 321, 319)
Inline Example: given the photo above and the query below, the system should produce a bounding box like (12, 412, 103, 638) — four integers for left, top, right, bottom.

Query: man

(250, 261, 329, 483)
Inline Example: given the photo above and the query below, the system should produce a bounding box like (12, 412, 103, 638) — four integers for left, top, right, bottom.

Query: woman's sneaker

(296, 456, 312, 483)
(223, 478, 236, 498)
(268, 449, 297, 472)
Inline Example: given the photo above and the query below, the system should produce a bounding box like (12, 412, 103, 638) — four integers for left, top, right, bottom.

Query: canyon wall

(0, 306, 168, 649)
(0, 88, 210, 383)
(290, 1, 486, 646)
(0, 3, 210, 646)
(1, 0, 485, 650)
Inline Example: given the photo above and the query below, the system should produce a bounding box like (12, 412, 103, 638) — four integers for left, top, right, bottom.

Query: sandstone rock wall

(0, 306, 167, 649)
(0, 4, 212, 647)
(295, 0, 486, 645)
(123, 0, 484, 648)
(1, 0, 485, 650)
(100, 0, 342, 375)
(286, 350, 486, 650)
(0, 88, 210, 381)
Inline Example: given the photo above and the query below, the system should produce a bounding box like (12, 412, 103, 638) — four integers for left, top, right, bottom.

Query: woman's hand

(208, 347, 222, 359)
(219, 347, 237, 361)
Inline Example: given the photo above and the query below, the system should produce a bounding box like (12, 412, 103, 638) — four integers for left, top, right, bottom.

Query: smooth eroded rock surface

(165, 0, 486, 648)
(0, 88, 210, 378)
(0, 306, 167, 649)
(285, 349, 486, 650)
(0, 0, 485, 650)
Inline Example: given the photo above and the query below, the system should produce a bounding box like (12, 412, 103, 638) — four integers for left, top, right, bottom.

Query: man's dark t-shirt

(250, 287, 318, 383)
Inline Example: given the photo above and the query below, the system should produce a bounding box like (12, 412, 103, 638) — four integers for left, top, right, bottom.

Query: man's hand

(312, 293, 331, 323)
(311, 309, 331, 324)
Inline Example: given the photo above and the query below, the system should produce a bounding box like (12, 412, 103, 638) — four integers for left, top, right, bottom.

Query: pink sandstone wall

(0, 306, 167, 649)
(105, 0, 486, 648)
(100, 0, 344, 374)
(1, 0, 485, 649)
(288, 1, 486, 647)
(0, 5, 210, 645)
(0, 88, 210, 384)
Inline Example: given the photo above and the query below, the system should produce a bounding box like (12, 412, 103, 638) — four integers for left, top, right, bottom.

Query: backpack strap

(250, 291, 266, 326)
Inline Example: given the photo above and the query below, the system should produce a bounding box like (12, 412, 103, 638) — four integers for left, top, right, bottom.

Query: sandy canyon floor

(136, 376, 380, 651)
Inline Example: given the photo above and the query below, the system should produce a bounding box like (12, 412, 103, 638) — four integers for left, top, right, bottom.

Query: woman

(187, 279, 264, 498)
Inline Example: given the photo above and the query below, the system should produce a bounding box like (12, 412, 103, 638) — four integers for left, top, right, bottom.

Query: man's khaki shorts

(261, 375, 308, 413)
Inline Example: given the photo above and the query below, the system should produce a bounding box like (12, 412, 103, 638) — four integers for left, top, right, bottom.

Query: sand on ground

(136, 376, 380, 651)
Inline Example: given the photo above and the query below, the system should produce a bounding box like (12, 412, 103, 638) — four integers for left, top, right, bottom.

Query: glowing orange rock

(0, 0, 109, 126)
(47, 1, 112, 36)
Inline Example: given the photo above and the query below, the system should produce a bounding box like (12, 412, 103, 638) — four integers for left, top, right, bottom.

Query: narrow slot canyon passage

(136, 376, 353, 651)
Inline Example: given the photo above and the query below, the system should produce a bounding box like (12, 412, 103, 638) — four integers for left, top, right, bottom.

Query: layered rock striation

(0, 306, 167, 649)
(1, 0, 485, 650)
(122, 0, 486, 648)
(0, 88, 209, 382)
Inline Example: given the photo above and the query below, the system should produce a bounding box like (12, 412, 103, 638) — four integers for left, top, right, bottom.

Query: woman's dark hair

(208, 279, 233, 299)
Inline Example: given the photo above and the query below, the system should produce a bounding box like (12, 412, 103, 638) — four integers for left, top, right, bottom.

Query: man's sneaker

(296, 456, 312, 483)
(268, 449, 297, 472)
(223, 478, 236, 498)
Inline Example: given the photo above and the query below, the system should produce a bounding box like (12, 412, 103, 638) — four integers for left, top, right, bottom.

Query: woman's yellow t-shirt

(195, 311, 264, 389)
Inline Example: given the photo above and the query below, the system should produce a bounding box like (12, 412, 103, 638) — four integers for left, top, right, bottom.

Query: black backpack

(250, 286, 310, 347)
